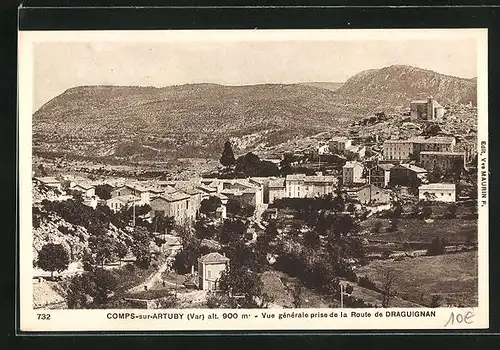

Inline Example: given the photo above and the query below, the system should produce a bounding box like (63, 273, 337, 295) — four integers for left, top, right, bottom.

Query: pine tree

(220, 140, 236, 168)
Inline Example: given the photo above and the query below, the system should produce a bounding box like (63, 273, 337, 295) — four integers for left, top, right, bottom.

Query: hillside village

(32, 92, 478, 310)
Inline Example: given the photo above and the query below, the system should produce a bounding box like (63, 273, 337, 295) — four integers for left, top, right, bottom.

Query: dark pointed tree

(220, 140, 236, 169)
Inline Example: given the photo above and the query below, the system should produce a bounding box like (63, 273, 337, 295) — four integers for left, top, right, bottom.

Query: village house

(367, 163, 394, 188)
(349, 184, 392, 205)
(177, 186, 203, 219)
(197, 252, 230, 291)
(410, 97, 445, 121)
(33, 176, 61, 190)
(383, 136, 456, 161)
(200, 178, 224, 193)
(106, 195, 141, 213)
(219, 179, 264, 207)
(110, 184, 136, 198)
(345, 144, 367, 159)
(268, 178, 286, 203)
(389, 163, 428, 187)
(285, 173, 337, 198)
(72, 183, 96, 197)
(328, 137, 353, 153)
(418, 151, 466, 173)
(83, 196, 99, 209)
(111, 184, 164, 206)
(317, 143, 330, 155)
(196, 183, 218, 200)
(149, 191, 194, 226)
(221, 187, 260, 210)
(418, 183, 456, 202)
(382, 140, 414, 161)
(342, 161, 365, 186)
(455, 137, 477, 163)
(411, 136, 456, 153)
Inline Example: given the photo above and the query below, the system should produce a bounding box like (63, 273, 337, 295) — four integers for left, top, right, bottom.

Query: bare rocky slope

(336, 65, 477, 106)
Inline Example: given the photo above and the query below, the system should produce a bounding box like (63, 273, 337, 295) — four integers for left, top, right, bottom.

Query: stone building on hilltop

(410, 96, 445, 121)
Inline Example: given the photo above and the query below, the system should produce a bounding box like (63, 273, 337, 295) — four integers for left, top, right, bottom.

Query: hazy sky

(33, 38, 478, 111)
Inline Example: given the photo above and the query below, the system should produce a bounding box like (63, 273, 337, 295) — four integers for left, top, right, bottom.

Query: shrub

(371, 220, 383, 233)
(426, 237, 447, 256)
(358, 276, 380, 292)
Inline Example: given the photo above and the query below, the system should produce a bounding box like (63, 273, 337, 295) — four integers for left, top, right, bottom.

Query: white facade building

(418, 183, 456, 202)
(342, 161, 365, 186)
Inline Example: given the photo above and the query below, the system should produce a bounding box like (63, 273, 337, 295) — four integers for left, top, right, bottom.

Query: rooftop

(197, 184, 217, 193)
(34, 176, 59, 184)
(377, 163, 395, 171)
(109, 195, 141, 203)
(419, 183, 456, 190)
(198, 252, 229, 264)
(384, 136, 455, 145)
(329, 136, 350, 142)
(177, 186, 202, 196)
(269, 179, 286, 188)
(395, 163, 428, 173)
(408, 136, 455, 144)
(419, 151, 466, 156)
(286, 174, 306, 181)
(343, 161, 363, 169)
(73, 183, 95, 190)
(303, 175, 337, 183)
(162, 191, 191, 202)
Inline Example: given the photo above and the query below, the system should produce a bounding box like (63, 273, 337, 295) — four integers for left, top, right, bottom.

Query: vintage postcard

(18, 29, 489, 332)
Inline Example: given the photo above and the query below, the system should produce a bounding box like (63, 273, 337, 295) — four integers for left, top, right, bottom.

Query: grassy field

(356, 251, 478, 307)
(361, 217, 477, 245)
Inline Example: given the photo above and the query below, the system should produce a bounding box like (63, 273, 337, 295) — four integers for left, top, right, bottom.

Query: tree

(130, 227, 153, 269)
(387, 217, 399, 232)
(220, 140, 236, 169)
(381, 269, 399, 307)
(37, 243, 70, 279)
(218, 265, 264, 308)
(292, 285, 303, 308)
(95, 184, 113, 200)
(200, 196, 222, 216)
(219, 218, 247, 245)
(89, 234, 120, 268)
(420, 204, 433, 220)
(66, 268, 118, 309)
(393, 202, 403, 218)
(173, 239, 201, 274)
(408, 151, 419, 162)
(303, 230, 321, 249)
(151, 215, 175, 235)
(430, 295, 443, 308)
(265, 219, 279, 242)
(427, 237, 447, 256)
(371, 220, 383, 234)
(194, 218, 217, 240)
(446, 203, 457, 218)
(115, 240, 129, 266)
(332, 193, 346, 212)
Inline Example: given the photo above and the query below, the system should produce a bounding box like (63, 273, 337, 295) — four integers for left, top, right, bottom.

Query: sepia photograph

(18, 29, 489, 331)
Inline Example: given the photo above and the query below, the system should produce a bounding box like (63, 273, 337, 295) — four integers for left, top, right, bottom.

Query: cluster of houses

(32, 97, 478, 294)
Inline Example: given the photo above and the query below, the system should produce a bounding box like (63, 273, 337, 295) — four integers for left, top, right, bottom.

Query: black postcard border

(7, 3, 500, 340)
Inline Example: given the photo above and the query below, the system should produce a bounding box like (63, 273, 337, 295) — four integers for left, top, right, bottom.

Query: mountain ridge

(336, 65, 477, 106)
(33, 65, 477, 162)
